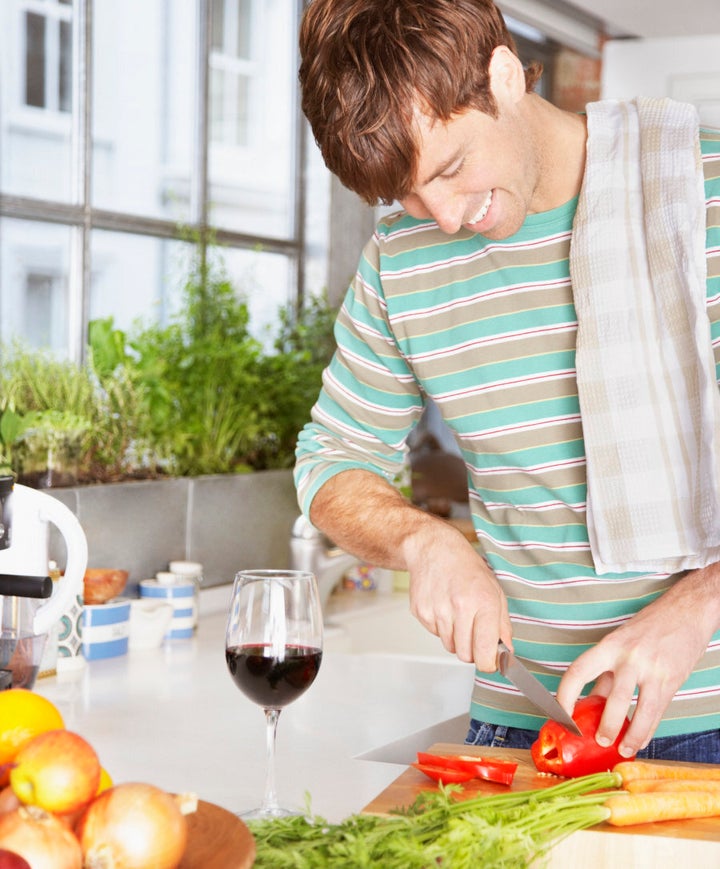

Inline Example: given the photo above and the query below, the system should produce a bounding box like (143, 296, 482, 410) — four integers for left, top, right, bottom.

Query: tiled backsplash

(47, 470, 299, 596)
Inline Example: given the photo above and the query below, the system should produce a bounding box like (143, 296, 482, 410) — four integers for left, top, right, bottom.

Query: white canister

(82, 600, 131, 660)
(168, 561, 203, 629)
(139, 579, 196, 639)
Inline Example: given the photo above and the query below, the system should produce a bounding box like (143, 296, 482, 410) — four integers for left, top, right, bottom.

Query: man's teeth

(469, 191, 493, 224)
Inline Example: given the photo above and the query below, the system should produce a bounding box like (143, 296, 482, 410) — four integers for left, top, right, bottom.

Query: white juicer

(0, 476, 88, 688)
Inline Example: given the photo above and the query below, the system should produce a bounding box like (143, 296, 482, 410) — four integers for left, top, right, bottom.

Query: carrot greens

(248, 772, 621, 868)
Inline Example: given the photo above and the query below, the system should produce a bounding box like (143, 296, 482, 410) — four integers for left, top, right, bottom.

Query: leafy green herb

(248, 772, 621, 868)
(0, 239, 338, 483)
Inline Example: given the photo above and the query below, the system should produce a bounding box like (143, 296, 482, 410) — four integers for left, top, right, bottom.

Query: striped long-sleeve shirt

(295, 127, 720, 735)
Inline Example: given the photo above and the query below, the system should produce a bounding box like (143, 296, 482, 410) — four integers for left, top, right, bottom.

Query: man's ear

(488, 45, 526, 105)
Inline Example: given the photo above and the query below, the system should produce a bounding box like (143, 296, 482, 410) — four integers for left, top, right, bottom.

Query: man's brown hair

(299, 0, 541, 205)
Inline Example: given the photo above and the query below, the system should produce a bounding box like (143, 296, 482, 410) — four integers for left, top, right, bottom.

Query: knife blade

(497, 640, 582, 736)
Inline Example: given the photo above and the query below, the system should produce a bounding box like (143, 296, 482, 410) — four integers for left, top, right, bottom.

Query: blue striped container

(82, 600, 131, 660)
(138, 579, 196, 639)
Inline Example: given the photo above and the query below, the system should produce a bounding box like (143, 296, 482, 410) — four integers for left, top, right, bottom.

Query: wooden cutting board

(363, 744, 720, 866)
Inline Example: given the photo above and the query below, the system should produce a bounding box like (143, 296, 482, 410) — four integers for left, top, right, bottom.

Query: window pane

(222, 246, 294, 346)
(89, 232, 190, 332)
(305, 140, 332, 299)
(25, 13, 46, 108)
(59, 19, 72, 113)
(92, 1, 196, 222)
(0, 218, 72, 355)
(1, 5, 73, 201)
(208, 0, 297, 237)
(90, 231, 294, 347)
(210, 68, 225, 143)
(235, 74, 249, 146)
(211, 0, 224, 50)
(236, 0, 252, 58)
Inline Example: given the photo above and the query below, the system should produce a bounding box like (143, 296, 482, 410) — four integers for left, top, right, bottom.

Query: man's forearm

(308, 467, 461, 570)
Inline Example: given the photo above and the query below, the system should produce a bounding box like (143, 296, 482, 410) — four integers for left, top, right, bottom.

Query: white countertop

(33, 586, 475, 822)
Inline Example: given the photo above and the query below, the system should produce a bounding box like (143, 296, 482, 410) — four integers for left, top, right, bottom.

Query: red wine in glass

(225, 569, 323, 820)
(226, 644, 322, 707)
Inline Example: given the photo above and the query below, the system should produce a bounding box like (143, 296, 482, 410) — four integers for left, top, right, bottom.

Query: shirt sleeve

(294, 229, 425, 516)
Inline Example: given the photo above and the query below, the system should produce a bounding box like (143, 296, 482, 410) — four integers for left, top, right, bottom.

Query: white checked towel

(570, 97, 720, 575)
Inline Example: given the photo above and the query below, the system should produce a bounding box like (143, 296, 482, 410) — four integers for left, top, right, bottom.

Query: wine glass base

(239, 805, 302, 822)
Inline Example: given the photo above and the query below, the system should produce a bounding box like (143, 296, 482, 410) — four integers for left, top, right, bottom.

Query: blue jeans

(466, 719, 720, 764)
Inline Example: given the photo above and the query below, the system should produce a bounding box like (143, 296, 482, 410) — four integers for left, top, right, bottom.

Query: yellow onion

(77, 783, 191, 869)
(0, 788, 19, 815)
(0, 806, 82, 869)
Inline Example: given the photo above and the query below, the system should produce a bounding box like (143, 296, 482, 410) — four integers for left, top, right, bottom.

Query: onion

(0, 806, 82, 869)
(0, 848, 32, 869)
(77, 783, 190, 869)
(0, 788, 19, 815)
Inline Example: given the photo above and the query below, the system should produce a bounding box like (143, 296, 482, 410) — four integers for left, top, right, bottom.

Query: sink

(355, 713, 470, 764)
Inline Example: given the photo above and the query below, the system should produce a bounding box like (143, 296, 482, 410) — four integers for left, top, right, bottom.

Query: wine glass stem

(261, 707, 281, 813)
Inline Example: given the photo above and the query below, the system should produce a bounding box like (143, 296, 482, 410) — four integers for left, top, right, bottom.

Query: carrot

(626, 778, 720, 794)
(605, 790, 720, 826)
(614, 760, 720, 784)
(623, 779, 664, 794)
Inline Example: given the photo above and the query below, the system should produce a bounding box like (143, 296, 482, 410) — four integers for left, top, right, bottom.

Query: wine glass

(225, 569, 323, 820)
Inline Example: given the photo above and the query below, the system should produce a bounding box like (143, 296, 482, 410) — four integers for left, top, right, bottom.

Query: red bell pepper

(414, 752, 518, 786)
(411, 762, 476, 784)
(530, 694, 635, 778)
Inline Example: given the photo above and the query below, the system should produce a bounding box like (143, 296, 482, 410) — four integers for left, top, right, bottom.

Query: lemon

(0, 689, 64, 785)
(97, 766, 113, 795)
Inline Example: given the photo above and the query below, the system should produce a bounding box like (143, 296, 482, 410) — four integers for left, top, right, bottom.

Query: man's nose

(401, 191, 465, 235)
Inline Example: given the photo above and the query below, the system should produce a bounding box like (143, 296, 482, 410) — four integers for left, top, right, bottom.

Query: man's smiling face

(399, 103, 543, 239)
(398, 45, 550, 240)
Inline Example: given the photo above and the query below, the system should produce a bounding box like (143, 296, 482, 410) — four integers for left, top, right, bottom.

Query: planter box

(47, 470, 299, 596)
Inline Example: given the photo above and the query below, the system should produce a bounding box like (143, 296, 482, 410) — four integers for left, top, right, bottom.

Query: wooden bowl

(83, 568, 129, 605)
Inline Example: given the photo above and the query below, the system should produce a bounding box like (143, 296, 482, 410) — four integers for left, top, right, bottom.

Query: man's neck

(526, 94, 588, 212)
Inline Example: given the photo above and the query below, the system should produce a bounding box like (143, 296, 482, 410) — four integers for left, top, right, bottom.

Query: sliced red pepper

(530, 694, 635, 778)
(415, 752, 518, 786)
(411, 762, 476, 784)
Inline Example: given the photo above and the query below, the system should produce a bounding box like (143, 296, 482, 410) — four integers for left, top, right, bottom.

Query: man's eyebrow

(420, 149, 463, 187)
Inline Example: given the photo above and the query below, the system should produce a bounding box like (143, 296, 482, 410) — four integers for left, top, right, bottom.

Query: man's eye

(443, 161, 464, 180)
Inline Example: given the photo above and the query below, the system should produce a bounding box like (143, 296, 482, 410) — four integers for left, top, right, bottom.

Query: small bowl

(83, 568, 129, 605)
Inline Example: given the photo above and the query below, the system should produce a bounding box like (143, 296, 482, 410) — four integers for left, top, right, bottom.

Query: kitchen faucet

(289, 515, 360, 612)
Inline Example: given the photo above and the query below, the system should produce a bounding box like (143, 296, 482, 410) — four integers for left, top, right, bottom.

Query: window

(0, 218, 72, 353)
(25, 272, 60, 348)
(0, 0, 323, 362)
(22, 0, 73, 113)
(210, 0, 256, 148)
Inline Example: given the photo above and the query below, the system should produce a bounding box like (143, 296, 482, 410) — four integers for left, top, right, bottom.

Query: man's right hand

(309, 468, 510, 672)
(402, 520, 512, 671)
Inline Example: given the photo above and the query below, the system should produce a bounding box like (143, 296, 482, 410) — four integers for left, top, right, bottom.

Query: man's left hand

(556, 562, 720, 757)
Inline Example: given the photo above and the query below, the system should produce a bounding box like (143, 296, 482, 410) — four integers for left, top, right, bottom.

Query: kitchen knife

(497, 640, 582, 736)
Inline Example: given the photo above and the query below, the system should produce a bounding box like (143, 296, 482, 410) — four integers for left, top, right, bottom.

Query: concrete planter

(48, 470, 299, 596)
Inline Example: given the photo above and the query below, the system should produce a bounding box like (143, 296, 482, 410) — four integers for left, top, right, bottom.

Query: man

(294, 0, 720, 761)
